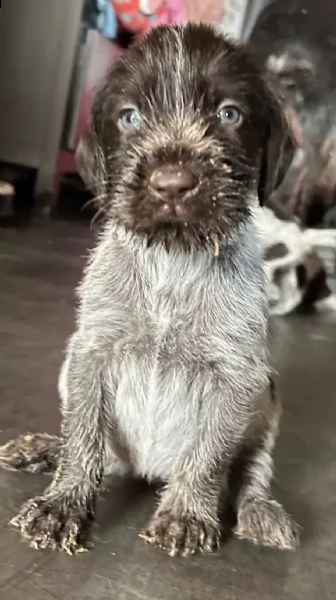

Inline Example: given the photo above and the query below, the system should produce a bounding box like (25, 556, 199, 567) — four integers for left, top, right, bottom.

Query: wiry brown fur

(0, 24, 298, 557)
(78, 24, 291, 249)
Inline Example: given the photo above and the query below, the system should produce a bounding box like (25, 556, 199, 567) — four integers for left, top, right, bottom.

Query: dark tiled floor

(0, 222, 336, 600)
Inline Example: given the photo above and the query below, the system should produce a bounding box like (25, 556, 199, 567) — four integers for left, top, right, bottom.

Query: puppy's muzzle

(148, 164, 199, 221)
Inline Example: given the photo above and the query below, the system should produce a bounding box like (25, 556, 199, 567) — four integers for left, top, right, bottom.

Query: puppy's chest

(114, 274, 207, 479)
(117, 257, 206, 360)
(120, 295, 196, 367)
(110, 249, 266, 479)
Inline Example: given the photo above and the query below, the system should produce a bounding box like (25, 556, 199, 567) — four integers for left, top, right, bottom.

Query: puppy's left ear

(257, 86, 295, 206)
(76, 82, 109, 197)
(76, 120, 107, 197)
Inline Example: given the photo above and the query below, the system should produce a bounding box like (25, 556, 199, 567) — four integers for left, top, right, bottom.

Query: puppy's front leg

(140, 383, 252, 557)
(11, 335, 110, 554)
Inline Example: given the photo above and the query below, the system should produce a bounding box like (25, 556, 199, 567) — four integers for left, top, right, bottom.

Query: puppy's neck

(108, 220, 235, 262)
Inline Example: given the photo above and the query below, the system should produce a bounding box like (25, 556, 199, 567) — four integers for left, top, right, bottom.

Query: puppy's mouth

(133, 161, 248, 228)
(108, 155, 253, 247)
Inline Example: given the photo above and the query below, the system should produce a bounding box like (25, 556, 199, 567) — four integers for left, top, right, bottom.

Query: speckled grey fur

(5, 216, 298, 555)
(64, 217, 269, 484)
(0, 23, 299, 556)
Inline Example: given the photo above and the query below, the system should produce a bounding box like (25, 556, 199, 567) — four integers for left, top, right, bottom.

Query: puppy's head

(77, 24, 291, 247)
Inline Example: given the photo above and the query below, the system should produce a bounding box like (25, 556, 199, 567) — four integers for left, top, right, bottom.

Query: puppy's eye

(119, 108, 142, 130)
(217, 104, 242, 127)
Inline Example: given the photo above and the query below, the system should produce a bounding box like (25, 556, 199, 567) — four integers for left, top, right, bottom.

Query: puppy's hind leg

(234, 381, 300, 550)
(0, 433, 61, 474)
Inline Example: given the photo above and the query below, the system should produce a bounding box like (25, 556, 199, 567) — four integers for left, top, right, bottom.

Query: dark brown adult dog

(250, 0, 336, 227)
(0, 24, 299, 557)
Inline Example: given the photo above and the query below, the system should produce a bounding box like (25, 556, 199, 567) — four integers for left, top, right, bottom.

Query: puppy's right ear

(76, 120, 107, 196)
(257, 88, 295, 207)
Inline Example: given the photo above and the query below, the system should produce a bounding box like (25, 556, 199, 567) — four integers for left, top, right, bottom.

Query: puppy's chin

(134, 222, 223, 253)
(113, 203, 250, 252)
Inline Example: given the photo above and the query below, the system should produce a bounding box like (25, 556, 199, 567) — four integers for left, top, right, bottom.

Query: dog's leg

(140, 470, 222, 557)
(140, 382, 257, 557)
(235, 383, 299, 550)
(10, 336, 114, 554)
(0, 433, 61, 474)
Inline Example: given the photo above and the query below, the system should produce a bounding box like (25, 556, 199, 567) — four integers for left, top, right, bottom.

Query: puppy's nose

(149, 165, 198, 195)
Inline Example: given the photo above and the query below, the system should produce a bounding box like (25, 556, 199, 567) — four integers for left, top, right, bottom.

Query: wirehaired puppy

(0, 24, 299, 556)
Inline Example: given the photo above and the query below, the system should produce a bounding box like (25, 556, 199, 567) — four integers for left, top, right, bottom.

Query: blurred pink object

(110, 1, 186, 36)
(187, 0, 224, 26)
(139, 0, 187, 28)
(166, 0, 187, 23)
(56, 36, 123, 195)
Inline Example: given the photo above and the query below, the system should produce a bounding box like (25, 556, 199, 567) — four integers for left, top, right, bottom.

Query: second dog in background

(250, 0, 336, 228)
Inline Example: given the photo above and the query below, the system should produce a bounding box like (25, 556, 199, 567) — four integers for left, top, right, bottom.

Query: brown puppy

(0, 24, 298, 557)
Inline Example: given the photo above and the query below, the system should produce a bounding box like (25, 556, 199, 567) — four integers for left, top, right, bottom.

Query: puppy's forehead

(115, 25, 264, 108)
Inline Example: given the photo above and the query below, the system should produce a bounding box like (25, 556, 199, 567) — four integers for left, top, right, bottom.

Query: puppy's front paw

(10, 496, 92, 554)
(139, 511, 220, 557)
(235, 497, 300, 550)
